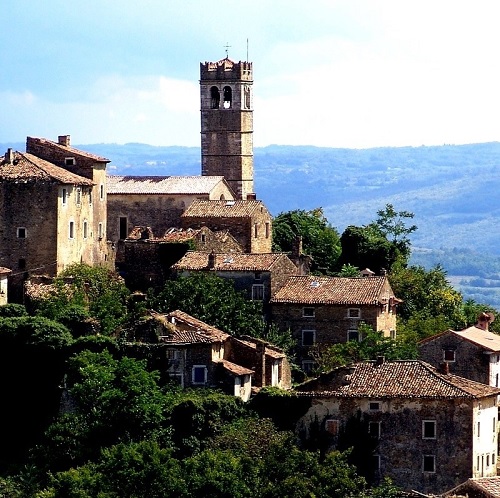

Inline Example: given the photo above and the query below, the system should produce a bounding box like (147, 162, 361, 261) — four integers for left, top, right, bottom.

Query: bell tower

(200, 57, 254, 200)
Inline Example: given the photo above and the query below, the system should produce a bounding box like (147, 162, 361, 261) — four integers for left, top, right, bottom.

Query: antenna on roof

(246, 38, 249, 62)
(224, 42, 231, 59)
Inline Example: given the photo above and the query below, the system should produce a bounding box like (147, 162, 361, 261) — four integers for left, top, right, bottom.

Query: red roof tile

(0, 151, 94, 185)
(173, 251, 291, 272)
(216, 359, 254, 376)
(164, 310, 229, 342)
(182, 199, 268, 218)
(28, 137, 109, 162)
(271, 275, 393, 305)
(296, 360, 500, 399)
(107, 175, 227, 195)
(420, 327, 500, 352)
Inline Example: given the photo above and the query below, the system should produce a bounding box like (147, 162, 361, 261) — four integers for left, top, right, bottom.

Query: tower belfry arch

(200, 55, 254, 200)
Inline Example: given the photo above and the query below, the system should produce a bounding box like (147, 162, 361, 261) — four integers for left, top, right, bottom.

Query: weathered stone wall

(418, 334, 490, 385)
(272, 303, 396, 366)
(296, 395, 478, 495)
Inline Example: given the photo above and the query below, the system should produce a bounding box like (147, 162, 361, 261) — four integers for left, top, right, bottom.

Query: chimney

(476, 312, 494, 332)
(246, 192, 257, 200)
(439, 362, 450, 375)
(292, 235, 303, 259)
(4, 148, 14, 164)
(58, 135, 71, 147)
(208, 250, 216, 269)
(255, 340, 266, 387)
(380, 268, 387, 276)
(375, 356, 385, 366)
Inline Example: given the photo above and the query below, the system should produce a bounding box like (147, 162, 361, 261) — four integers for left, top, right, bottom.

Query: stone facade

(106, 175, 235, 243)
(419, 321, 500, 387)
(200, 58, 254, 200)
(295, 360, 500, 495)
(0, 268, 11, 305)
(270, 275, 399, 371)
(181, 199, 272, 253)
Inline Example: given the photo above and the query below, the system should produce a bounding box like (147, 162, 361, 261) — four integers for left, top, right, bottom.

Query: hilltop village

(1, 57, 500, 497)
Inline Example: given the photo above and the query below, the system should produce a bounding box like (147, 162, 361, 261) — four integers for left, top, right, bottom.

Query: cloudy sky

(2, 0, 500, 148)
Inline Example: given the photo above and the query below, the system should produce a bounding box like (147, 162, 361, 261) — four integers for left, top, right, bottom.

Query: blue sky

(2, 0, 500, 148)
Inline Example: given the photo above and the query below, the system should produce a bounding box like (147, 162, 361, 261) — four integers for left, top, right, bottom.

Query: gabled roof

(216, 359, 254, 376)
(107, 175, 228, 195)
(181, 199, 268, 218)
(270, 275, 394, 305)
(160, 310, 229, 343)
(172, 251, 292, 272)
(445, 477, 500, 497)
(234, 337, 286, 359)
(419, 326, 500, 353)
(27, 137, 109, 162)
(296, 360, 500, 399)
(0, 151, 94, 185)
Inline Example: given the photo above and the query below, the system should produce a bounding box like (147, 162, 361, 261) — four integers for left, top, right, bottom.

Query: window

(254, 271, 262, 281)
(302, 329, 316, 346)
(348, 308, 360, 318)
(244, 85, 251, 109)
(265, 222, 270, 238)
(478, 421, 481, 438)
(325, 419, 339, 435)
(252, 284, 264, 301)
(167, 349, 182, 361)
(302, 360, 315, 375)
(496, 373, 499, 387)
(100, 184, 104, 200)
(88, 188, 92, 205)
(254, 223, 258, 238)
(17, 227, 26, 239)
(487, 454, 490, 467)
(18, 258, 26, 270)
(493, 453, 496, 465)
(98, 222, 103, 240)
(422, 455, 436, 473)
(192, 365, 207, 385)
(347, 330, 359, 342)
(422, 420, 436, 439)
(443, 349, 456, 362)
(62, 188, 67, 205)
(83, 221, 88, 239)
(372, 455, 381, 471)
(223, 85, 232, 108)
(65, 157, 75, 166)
(303, 307, 315, 318)
(390, 329, 396, 340)
(119, 217, 128, 240)
(201, 233, 206, 243)
(369, 421, 381, 439)
(210, 86, 220, 109)
(69, 221, 75, 239)
(76, 187, 81, 205)
(369, 402, 380, 411)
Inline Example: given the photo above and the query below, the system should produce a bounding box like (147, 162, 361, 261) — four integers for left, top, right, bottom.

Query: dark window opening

(18, 258, 26, 270)
(423, 455, 435, 473)
(119, 217, 128, 240)
(223, 86, 232, 108)
(17, 227, 26, 238)
(210, 87, 220, 109)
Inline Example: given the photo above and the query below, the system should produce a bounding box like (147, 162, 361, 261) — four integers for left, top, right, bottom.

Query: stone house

(106, 175, 235, 244)
(270, 275, 400, 373)
(295, 359, 500, 495)
(418, 313, 500, 387)
(0, 267, 11, 305)
(123, 309, 291, 401)
(0, 141, 110, 301)
(181, 199, 272, 253)
(120, 226, 243, 291)
(172, 251, 298, 316)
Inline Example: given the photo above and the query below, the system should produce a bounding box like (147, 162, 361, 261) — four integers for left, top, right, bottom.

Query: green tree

(374, 203, 417, 256)
(151, 273, 264, 337)
(272, 208, 341, 274)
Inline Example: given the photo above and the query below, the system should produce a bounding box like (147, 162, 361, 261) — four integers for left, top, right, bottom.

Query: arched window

(223, 86, 232, 108)
(210, 87, 220, 109)
(244, 86, 251, 109)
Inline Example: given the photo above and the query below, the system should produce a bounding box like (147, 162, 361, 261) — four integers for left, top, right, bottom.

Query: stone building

(295, 359, 500, 495)
(419, 313, 500, 387)
(122, 309, 291, 401)
(0, 139, 111, 301)
(0, 267, 11, 305)
(200, 57, 254, 200)
(172, 251, 298, 317)
(106, 175, 235, 243)
(270, 275, 400, 372)
(181, 199, 272, 253)
(121, 226, 243, 291)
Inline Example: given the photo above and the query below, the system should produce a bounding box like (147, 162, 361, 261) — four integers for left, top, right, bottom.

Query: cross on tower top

(224, 42, 231, 58)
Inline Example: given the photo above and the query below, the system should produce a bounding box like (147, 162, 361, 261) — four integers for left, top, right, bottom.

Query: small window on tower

(223, 86, 232, 108)
(210, 87, 220, 109)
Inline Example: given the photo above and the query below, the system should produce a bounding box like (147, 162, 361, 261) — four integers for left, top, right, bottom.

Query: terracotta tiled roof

(107, 175, 226, 195)
(216, 359, 254, 376)
(419, 326, 500, 353)
(0, 267, 11, 274)
(27, 137, 109, 162)
(271, 275, 392, 305)
(160, 227, 201, 242)
(0, 152, 94, 185)
(447, 477, 500, 497)
(165, 310, 229, 342)
(296, 360, 500, 399)
(234, 337, 286, 359)
(181, 199, 267, 218)
(172, 251, 290, 271)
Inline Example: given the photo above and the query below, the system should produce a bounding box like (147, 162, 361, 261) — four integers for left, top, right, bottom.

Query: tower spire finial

(224, 42, 231, 59)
